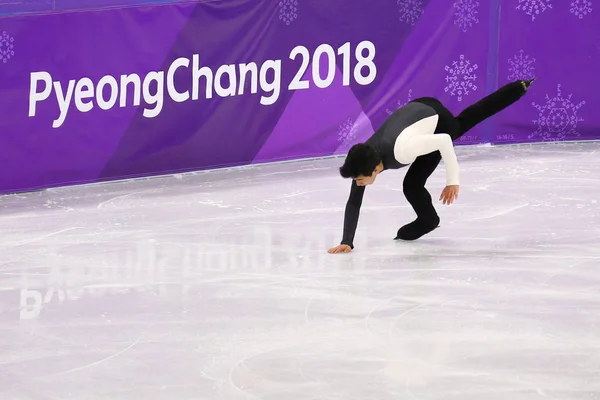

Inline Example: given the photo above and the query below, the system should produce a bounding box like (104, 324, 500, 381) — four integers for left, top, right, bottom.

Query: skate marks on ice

(0, 142, 600, 398)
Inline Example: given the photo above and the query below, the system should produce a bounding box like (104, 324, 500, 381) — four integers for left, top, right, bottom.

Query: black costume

(340, 80, 531, 248)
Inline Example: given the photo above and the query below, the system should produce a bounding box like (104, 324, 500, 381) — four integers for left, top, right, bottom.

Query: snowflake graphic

(444, 55, 478, 102)
(338, 117, 359, 149)
(0, 31, 15, 64)
(398, 0, 425, 26)
(570, 0, 592, 18)
(454, 0, 480, 32)
(279, 0, 298, 25)
(529, 84, 586, 141)
(507, 50, 536, 81)
(516, 0, 552, 21)
(386, 89, 413, 115)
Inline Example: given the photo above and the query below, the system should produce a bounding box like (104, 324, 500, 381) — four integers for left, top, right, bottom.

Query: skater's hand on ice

(440, 185, 459, 205)
(328, 244, 352, 254)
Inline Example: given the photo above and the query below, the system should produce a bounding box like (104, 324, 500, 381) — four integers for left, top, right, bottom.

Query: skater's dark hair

(339, 143, 382, 178)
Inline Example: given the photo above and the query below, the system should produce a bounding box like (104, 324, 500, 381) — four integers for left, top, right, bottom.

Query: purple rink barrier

(0, 0, 599, 194)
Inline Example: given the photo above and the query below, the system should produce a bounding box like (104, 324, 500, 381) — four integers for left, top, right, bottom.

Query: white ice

(1, 142, 600, 399)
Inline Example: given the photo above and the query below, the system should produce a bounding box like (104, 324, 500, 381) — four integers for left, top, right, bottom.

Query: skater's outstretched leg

(396, 78, 535, 241)
(395, 151, 441, 241)
(454, 79, 535, 138)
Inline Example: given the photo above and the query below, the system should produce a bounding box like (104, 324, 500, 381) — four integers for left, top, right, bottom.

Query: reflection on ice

(2, 142, 600, 399)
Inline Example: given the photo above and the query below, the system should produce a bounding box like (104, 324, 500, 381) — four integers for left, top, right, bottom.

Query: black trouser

(397, 80, 527, 239)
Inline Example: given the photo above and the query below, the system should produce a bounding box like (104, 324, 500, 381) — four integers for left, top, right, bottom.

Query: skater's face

(354, 163, 383, 186)
(354, 174, 376, 186)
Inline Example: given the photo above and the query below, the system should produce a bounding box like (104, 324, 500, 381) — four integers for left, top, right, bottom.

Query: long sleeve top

(340, 102, 459, 248)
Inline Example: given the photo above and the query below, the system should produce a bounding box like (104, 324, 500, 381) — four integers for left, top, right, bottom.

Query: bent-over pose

(328, 79, 535, 254)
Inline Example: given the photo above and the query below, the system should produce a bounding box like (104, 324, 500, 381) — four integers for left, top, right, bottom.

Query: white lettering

(142, 71, 164, 118)
(120, 73, 141, 107)
(74, 77, 94, 112)
(96, 75, 119, 110)
(167, 57, 190, 102)
(192, 54, 213, 100)
(238, 62, 258, 95)
(26, 43, 377, 127)
(259, 59, 281, 106)
(28, 71, 52, 117)
(53, 79, 76, 128)
(215, 64, 237, 98)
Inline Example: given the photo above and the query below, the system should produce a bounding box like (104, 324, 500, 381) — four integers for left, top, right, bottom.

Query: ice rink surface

(1, 142, 600, 399)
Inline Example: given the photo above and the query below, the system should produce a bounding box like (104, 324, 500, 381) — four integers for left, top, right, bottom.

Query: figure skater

(328, 79, 535, 254)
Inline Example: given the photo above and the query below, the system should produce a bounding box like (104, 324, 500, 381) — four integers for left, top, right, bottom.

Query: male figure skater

(328, 79, 535, 254)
